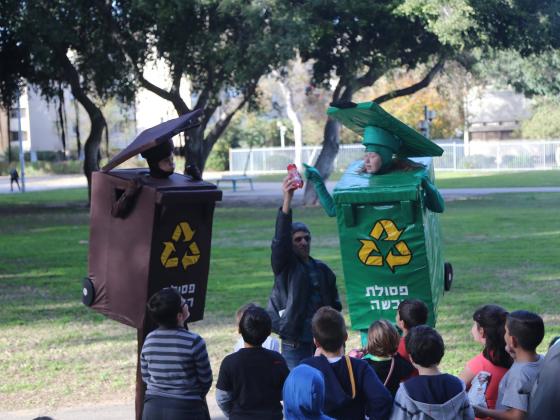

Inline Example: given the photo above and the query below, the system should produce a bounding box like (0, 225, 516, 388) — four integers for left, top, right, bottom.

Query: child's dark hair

(147, 288, 182, 328)
(405, 325, 444, 367)
(506, 310, 544, 351)
(398, 299, 428, 330)
(236, 302, 257, 325)
(312, 306, 347, 352)
(239, 306, 272, 346)
(367, 320, 400, 357)
(473, 304, 513, 368)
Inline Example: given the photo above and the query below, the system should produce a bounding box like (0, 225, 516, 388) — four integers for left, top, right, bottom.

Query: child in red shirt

(459, 305, 513, 419)
(395, 299, 428, 365)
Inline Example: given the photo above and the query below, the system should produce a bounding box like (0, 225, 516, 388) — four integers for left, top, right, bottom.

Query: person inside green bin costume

(305, 101, 445, 216)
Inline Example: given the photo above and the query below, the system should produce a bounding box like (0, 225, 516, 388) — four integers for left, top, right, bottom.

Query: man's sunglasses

(293, 235, 311, 243)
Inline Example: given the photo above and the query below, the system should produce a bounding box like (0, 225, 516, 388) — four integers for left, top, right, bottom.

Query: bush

(205, 137, 230, 171)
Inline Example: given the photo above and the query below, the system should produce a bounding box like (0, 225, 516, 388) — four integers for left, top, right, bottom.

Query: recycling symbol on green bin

(358, 219, 412, 272)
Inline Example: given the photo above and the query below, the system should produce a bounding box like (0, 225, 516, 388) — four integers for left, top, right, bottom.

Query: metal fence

(229, 140, 560, 174)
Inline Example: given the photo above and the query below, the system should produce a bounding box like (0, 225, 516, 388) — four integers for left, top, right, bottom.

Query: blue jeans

(142, 395, 210, 420)
(281, 340, 315, 370)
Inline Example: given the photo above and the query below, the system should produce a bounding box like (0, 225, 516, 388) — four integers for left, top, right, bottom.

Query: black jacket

(267, 208, 341, 341)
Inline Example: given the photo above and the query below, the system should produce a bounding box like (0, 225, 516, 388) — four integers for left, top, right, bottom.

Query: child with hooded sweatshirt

(283, 364, 334, 420)
(302, 307, 392, 420)
(390, 325, 474, 420)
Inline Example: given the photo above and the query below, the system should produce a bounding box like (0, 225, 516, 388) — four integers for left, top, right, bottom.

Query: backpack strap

(345, 355, 357, 399)
(383, 356, 396, 387)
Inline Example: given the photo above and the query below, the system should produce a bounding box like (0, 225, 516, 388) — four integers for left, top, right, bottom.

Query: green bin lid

(333, 158, 432, 204)
(327, 101, 443, 158)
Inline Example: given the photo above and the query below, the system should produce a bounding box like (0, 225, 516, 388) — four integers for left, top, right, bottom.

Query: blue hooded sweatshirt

(283, 365, 334, 420)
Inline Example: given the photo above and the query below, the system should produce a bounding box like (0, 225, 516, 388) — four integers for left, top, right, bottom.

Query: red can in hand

(287, 163, 304, 189)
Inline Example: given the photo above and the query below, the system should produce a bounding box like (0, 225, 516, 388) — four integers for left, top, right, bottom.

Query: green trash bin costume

(305, 101, 450, 336)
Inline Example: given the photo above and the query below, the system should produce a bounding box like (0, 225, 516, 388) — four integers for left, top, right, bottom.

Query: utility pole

(418, 105, 436, 139)
(16, 90, 26, 192)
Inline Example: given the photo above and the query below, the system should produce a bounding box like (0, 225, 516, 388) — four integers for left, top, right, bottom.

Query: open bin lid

(101, 109, 204, 172)
(333, 158, 433, 204)
(327, 102, 444, 158)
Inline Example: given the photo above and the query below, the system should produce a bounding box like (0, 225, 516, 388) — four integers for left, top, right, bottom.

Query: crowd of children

(139, 288, 556, 420)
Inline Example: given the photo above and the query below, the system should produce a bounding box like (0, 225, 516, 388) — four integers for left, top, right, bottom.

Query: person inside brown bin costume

(111, 139, 175, 218)
(111, 137, 204, 219)
(267, 176, 342, 370)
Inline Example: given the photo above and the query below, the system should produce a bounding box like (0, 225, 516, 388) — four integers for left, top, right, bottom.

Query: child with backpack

(302, 307, 392, 420)
(363, 320, 414, 397)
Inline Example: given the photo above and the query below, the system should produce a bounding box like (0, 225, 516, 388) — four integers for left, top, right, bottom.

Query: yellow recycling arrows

(358, 240, 383, 266)
(358, 219, 412, 272)
(160, 221, 201, 270)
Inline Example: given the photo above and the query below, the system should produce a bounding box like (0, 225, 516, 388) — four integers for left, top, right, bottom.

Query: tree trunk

(73, 98, 82, 159)
(279, 80, 303, 168)
(83, 112, 106, 199)
(303, 117, 341, 204)
(303, 83, 352, 205)
(185, 126, 206, 172)
(184, 88, 255, 174)
(58, 51, 106, 203)
(6, 105, 12, 162)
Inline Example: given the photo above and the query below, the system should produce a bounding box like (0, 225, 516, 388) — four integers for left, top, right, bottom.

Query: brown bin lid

(102, 109, 204, 172)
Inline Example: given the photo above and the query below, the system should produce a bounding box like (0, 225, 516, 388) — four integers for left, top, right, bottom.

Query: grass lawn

(1, 189, 559, 411)
(435, 170, 560, 188)
(255, 169, 560, 188)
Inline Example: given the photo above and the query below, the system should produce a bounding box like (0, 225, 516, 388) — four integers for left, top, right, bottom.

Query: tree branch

(373, 60, 445, 104)
(170, 64, 183, 95)
(203, 84, 256, 157)
(354, 66, 383, 91)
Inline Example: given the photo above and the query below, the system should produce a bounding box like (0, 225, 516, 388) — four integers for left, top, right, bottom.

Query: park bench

(216, 175, 254, 192)
(215, 147, 254, 192)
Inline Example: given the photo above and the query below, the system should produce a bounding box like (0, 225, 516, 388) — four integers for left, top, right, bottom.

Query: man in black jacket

(267, 175, 342, 369)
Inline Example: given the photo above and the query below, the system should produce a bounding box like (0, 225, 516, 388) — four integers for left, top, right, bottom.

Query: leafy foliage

(112, 0, 303, 170)
(474, 50, 560, 98)
(400, 0, 560, 55)
(299, 0, 444, 90)
(521, 98, 560, 139)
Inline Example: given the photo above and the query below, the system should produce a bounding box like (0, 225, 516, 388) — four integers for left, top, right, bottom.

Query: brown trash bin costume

(82, 109, 222, 419)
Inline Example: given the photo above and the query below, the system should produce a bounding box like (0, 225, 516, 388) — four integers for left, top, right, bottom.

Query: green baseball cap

(327, 101, 443, 158)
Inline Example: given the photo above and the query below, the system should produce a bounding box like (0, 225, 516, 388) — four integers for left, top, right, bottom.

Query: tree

(472, 49, 560, 98)
(298, 0, 446, 204)
(0, 1, 135, 199)
(521, 98, 560, 139)
(300, 0, 560, 204)
(111, 0, 302, 173)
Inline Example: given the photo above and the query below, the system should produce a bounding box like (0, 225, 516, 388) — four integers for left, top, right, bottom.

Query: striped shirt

(141, 328, 213, 400)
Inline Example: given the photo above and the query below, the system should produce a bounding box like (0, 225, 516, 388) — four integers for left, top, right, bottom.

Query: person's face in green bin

(363, 152, 383, 174)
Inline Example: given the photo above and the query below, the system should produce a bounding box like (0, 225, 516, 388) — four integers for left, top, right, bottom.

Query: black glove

(330, 101, 357, 109)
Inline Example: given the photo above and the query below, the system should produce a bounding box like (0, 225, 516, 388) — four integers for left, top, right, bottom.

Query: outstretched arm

(271, 176, 297, 274)
(304, 164, 336, 217)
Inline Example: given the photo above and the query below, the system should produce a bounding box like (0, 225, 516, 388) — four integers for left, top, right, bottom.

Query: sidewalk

(3, 173, 560, 199)
(1, 398, 226, 420)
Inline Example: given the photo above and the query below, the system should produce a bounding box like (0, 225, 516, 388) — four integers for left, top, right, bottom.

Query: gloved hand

(421, 176, 445, 213)
(330, 101, 357, 109)
(303, 163, 324, 185)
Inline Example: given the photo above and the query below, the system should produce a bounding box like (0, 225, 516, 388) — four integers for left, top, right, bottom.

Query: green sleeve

(310, 178, 337, 217)
(422, 177, 445, 213)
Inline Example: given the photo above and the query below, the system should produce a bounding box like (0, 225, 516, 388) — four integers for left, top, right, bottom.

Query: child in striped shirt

(141, 288, 212, 420)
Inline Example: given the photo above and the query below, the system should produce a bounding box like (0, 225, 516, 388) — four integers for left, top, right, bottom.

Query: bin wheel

(444, 262, 453, 291)
(82, 277, 95, 306)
